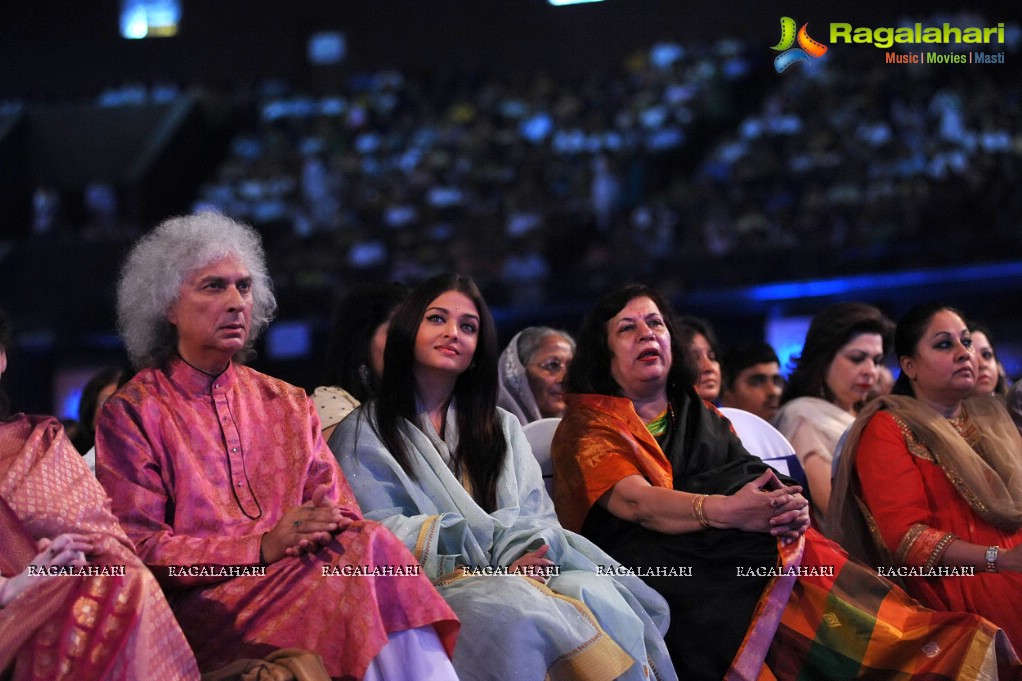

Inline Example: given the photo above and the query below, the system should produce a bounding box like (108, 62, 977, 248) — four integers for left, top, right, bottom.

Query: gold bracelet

(692, 494, 712, 528)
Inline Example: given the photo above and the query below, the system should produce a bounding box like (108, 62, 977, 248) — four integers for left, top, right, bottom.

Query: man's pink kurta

(96, 358, 458, 678)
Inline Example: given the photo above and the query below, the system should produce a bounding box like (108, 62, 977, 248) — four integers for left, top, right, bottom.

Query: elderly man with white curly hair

(96, 211, 459, 680)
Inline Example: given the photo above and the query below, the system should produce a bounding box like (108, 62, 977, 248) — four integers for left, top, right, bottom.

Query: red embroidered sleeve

(896, 523, 957, 568)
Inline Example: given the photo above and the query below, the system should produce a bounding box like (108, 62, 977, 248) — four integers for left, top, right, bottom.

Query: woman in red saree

(832, 303, 1022, 649)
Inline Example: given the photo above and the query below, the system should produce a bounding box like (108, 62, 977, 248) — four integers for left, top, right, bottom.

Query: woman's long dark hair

(890, 302, 964, 398)
(373, 273, 506, 512)
(566, 283, 696, 399)
(781, 302, 893, 406)
(323, 282, 407, 402)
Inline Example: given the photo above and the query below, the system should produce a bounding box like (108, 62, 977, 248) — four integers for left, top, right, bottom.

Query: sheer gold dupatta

(832, 394, 1022, 566)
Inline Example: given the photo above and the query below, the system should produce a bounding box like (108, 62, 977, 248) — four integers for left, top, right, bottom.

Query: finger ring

(293, 520, 302, 528)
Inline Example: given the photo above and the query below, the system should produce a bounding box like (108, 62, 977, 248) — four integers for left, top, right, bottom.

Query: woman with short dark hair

(774, 301, 894, 527)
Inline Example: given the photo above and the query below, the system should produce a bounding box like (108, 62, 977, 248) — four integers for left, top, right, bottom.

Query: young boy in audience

(720, 341, 784, 422)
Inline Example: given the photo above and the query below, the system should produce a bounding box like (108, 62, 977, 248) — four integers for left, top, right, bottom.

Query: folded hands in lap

(0, 533, 99, 606)
(714, 470, 810, 544)
(260, 484, 351, 564)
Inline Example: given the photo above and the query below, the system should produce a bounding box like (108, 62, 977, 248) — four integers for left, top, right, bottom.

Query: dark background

(2, 1, 1008, 98)
(1, 1, 1018, 416)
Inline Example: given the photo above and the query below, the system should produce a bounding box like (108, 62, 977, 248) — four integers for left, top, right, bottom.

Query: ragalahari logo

(771, 17, 828, 72)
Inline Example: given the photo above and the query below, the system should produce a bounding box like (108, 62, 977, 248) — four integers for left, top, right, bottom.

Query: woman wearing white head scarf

(497, 326, 575, 425)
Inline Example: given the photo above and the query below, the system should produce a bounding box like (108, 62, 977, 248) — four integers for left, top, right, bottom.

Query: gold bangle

(692, 494, 712, 528)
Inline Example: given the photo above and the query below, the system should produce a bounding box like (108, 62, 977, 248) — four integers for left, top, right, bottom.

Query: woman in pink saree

(0, 308, 198, 681)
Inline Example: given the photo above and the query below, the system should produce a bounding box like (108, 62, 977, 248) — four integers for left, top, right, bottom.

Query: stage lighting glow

(743, 261, 1022, 303)
(120, 0, 180, 39)
(548, 0, 606, 6)
(308, 32, 346, 65)
(765, 316, 811, 376)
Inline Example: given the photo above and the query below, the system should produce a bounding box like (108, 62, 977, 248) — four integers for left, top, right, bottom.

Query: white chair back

(717, 407, 807, 489)
(522, 417, 561, 497)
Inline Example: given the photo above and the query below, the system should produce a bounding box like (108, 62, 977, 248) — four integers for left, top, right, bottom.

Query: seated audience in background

(313, 282, 407, 441)
(332, 274, 675, 681)
(773, 302, 893, 529)
(1008, 382, 1022, 438)
(969, 322, 1009, 399)
(96, 212, 459, 679)
(74, 365, 130, 474)
(0, 306, 199, 680)
(551, 284, 1016, 681)
(678, 316, 721, 404)
(59, 418, 81, 446)
(719, 341, 784, 422)
(867, 364, 895, 400)
(72, 366, 128, 455)
(497, 325, 575, 425)
(832, 303, 1022, 650)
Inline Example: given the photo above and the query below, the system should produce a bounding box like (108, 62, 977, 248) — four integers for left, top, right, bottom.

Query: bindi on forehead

(427, 305, 478, 320)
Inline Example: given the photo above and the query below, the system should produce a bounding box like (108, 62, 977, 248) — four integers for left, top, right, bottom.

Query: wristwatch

(985, 545, 999, 573)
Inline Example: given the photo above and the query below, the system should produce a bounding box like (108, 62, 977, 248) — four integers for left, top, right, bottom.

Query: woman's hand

(260, 484, 350, 564)
(768, 490, 811, 544)
(32, 533, 95, 568)
(0, 533, 97, 607)
(509, 544, 554, 583)
(708, 470, 809, 541)
(990, 544, 1022, 573)
(760, 471, 811, 542)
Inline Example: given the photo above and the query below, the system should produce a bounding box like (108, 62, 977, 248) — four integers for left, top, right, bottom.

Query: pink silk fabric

(0, 413, 199, 681)
(96, 358, 458, 678)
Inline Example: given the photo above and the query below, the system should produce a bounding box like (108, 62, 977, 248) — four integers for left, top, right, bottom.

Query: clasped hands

(260, 484, 351, 564)
(0, 533, 98, 607)
(722, 469, 810, 545)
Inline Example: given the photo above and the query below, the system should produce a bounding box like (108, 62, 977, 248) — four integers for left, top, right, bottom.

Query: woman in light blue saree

(331, 273, 675, 681)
